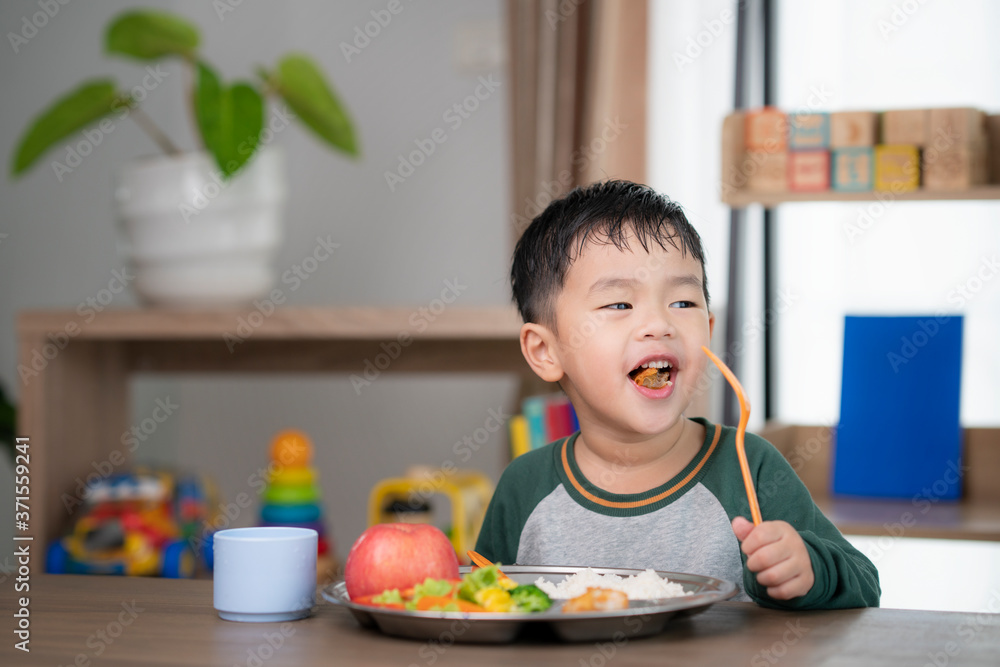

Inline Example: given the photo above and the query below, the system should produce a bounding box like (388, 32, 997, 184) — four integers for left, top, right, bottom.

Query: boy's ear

(519, 322, 564, 383)
(708, 312, 715, 338)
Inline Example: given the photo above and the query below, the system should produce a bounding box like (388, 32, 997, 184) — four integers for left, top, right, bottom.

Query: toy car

(46, 470, 219, 578)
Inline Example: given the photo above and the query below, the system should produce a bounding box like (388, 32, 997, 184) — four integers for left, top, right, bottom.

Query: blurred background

(1, 0, 997, 611)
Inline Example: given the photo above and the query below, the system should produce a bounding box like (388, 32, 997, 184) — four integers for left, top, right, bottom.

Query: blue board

(833, 315, 963, 499)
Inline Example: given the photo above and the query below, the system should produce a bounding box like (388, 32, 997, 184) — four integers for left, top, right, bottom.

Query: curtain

(507, 0, 649, 241)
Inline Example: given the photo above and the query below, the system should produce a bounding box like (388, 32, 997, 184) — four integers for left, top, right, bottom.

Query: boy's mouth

(628, 360, 673, 389)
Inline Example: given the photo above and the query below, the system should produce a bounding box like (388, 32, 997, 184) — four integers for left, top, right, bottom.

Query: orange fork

(702, 346, 762, 525)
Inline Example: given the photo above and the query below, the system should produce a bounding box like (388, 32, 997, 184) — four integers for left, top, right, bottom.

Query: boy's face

(524, 230, 714, 441)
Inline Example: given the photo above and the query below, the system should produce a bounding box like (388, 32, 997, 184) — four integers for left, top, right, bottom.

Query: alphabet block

(923, 145, 988, 190)
(788, 113, 830, 149)
(988, 115, 1000, 184)
(745, 150, 788, 192)
(874, 145, 920, 192)
(788, 150, 830, 191)
(745, 108, 786, 151)
(830, 111, 878, 147)
(832, 147, 873, 191)
(882, 109, 927, 146)
(928, 107, 986, 146)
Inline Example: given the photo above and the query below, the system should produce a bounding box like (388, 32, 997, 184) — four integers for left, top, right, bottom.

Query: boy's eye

(603, 303, 632, 310)
(669, 301, 696, 309)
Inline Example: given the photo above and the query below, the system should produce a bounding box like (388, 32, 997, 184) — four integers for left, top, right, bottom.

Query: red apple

(344, 523, 459, 599)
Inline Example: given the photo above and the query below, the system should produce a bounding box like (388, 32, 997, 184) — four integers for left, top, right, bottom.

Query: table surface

(3, 575, 999, 666)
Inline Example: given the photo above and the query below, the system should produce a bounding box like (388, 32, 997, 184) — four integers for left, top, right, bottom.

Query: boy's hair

(511, 180, 709, 327)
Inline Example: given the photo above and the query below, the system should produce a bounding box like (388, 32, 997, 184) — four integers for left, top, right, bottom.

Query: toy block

(830, 111, 878, 147)
(928, 107, 986, 147)
(874, 145, 920, 192)
(788, 150, 830, 191)
(832, 147, 874, 191)
(745, 108, 786, 151)
(745, 150, 788, 192)
(923, 145, 988, 191)
(988, 115, 1000, 184)
(721, 112, 747, 198)
(788, 113, 830, 149)
(882, 109, 927, 145)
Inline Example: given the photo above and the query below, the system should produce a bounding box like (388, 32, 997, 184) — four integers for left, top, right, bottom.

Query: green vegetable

(510, 584, 552, 613)
(412, 578, 453, 599)
(457, 564, 503, 603)
(372, 589, 403, 605)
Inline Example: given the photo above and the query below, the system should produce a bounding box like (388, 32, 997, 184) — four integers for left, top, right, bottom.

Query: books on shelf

(509, 393, 578, 459)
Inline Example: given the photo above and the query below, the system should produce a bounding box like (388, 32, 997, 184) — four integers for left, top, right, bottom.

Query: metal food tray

(322, 565, 738, 643)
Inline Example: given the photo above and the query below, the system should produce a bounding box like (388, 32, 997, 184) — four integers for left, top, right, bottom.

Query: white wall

(0, 1, 515, 567)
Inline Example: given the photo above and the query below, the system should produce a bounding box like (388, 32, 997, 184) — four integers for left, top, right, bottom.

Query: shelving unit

(723, 184, 1000, 208)
(18, 306, 533, 550)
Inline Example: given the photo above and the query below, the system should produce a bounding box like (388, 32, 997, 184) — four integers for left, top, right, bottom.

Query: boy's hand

(732, 516, 815, 600)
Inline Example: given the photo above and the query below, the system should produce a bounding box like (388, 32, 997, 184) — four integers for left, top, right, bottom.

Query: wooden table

(3, 575, 998, 666)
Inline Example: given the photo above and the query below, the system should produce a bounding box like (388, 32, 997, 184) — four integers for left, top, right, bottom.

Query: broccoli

(510, 584, 552, 612)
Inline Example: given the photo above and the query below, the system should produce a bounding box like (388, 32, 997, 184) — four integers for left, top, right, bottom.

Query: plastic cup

(213, 526, 317, 622)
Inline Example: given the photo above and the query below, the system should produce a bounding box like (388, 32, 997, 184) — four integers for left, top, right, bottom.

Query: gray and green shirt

(475, 417, 880, 609)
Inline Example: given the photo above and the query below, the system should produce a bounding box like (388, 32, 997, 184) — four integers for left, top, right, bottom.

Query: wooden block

(720, 112, 747, 198)
(928, 107, 986, 146)
(788, 112, 830, 149)
(965, 428, 1000, 502)
(874, 145, 920, 192)
(745, 150, 788, 192)
(986, 115, 1000, 184)
(788, 150, 830, 191)
(882, 109, 927, 145)
(923, 144, 988, 191)
(745, 107, 786, 151)
(832, 147, 874, 191)
(830, 111, 878, 147)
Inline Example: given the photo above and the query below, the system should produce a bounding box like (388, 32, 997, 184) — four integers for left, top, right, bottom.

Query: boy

(476, 180, 879, 609)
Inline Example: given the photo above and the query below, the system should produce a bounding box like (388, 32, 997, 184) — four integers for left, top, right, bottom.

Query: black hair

(511, 180, 709, 326)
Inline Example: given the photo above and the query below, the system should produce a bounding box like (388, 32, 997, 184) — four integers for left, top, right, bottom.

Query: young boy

(475, 180, 879, 609)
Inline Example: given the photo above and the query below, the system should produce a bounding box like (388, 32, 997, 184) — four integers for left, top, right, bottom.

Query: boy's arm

(736, 434, 881, 610)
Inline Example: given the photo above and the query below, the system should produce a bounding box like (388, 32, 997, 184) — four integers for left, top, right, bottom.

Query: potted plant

(10, 9, 359, 306)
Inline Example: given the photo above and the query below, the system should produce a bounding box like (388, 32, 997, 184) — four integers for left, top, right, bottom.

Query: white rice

(534, 568, 689, 600)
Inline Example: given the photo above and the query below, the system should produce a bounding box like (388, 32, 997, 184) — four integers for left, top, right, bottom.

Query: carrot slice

(352, 595, 405, 610)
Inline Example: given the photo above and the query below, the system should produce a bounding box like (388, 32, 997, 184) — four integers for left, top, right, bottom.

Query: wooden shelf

(816, 496, 1000, 543)
(723, 185, 1000, 208)
(18, 307, 532, 552)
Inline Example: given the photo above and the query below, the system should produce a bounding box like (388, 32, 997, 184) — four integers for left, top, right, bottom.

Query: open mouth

(628, 360, 673, 389)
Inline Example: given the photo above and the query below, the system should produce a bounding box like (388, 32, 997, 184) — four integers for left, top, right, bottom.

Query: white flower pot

(115, 148, 287, 307)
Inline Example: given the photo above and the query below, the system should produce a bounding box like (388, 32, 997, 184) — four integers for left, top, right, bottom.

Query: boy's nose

(638, 306, 676, 339)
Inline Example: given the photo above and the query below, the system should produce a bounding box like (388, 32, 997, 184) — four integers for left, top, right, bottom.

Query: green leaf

(194, 62, 264, 178)
(11, 79, 120, 176)
(273, 54, 359, 157)
(105, 10, 199, 61)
